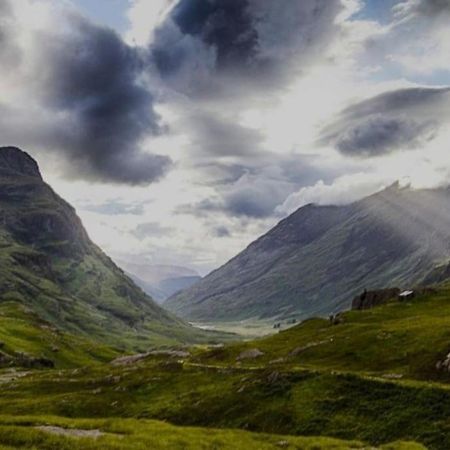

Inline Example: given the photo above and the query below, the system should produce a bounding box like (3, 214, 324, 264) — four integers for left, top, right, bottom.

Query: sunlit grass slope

(3, 287, 450, 447)
(0, 301, 118, 368)
(0, 416, 425, 450)
(199, 284, 450, 381)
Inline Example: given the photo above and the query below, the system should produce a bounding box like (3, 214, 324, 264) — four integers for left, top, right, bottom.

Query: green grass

(197, 285, 450, 381)
(0, 302, 118, 368)
(0, 353, 442, 448)
(5, 281, 450, 448)
(0, 415, 424, 449)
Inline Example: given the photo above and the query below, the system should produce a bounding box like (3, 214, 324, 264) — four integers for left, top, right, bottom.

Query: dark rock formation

(0, 146, 42, 179)
(352, 288, 401, 310)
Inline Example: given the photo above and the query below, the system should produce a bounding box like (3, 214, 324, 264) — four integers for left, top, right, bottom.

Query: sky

(1, 0, 450, 275)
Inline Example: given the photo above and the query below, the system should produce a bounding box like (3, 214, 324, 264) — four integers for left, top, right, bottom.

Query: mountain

(118, 261, 201, 302)
(0, 146, 215, 349)
(158, 275, 202, 298)
(165, 183, 450, 322)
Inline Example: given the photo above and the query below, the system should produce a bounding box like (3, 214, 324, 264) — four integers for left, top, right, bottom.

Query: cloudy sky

(1, 0, 450, 275)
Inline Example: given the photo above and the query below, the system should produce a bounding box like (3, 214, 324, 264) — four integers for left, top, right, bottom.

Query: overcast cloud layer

(1, 0, 450, 273)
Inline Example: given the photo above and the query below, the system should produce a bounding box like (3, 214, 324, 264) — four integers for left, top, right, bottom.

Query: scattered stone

(111, 350, 191, 366)
(269, 358, 286, 365)
(149, 350, 191, 358)
(289, 339, 331, 356)
(162, 361, 183, 371)
(436, 352, 450, 373)
(267, 372, 280, 384)
(36, 426, 104, 439)
(329, 313, 344, 326)
(111, 353, 151, 366)
(236, 349, 264, 361)
(382, 373, 403, 379)
(0, 351, 12, 365)
(14, 353, 54, 369)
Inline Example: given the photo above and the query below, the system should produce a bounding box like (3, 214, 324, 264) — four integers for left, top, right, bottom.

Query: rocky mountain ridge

(165, 183, 450, 322)
(0, 146, 213, 348)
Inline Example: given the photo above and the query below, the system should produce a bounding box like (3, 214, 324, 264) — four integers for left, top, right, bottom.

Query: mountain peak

(0, 146, 42, 180)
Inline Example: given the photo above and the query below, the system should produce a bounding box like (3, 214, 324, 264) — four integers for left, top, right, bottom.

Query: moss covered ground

(4, 286, 450, 448)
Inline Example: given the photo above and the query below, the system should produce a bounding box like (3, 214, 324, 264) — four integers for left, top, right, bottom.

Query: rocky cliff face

(165, 183, 450, 322)
(0, 146, 209, 348)
(0, 147, 42, 179)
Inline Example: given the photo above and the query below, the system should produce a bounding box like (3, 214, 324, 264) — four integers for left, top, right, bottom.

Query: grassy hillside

(3, 286, 450, 448)
(0, 147, 224, 349)
(198, 284, 450, 381)
(0, 416, 421, 450)
(0, 301, 117, 369)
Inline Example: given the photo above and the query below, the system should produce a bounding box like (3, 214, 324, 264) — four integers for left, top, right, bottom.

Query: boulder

(236, 348, 264, 361)
(352, 288, 401, 310)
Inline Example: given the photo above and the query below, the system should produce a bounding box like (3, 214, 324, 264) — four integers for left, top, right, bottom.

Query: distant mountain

(158, 276, 202, 298)
(0, 147, 213, 349)
(165, 183, 450, 322)
(118, 261, 201, 303)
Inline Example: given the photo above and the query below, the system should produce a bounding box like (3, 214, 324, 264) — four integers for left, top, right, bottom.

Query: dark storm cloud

(408, 0, 450, 17)
(0, 0, 20, 66)
(334, 116, 437, 157)
(213, 225, 231, 238)
(171, 0, 258, 70)
(34, 14, 171, 184)
(151, 0, 344, 98)
(131, 222, 173, 239)
(0, 1, 171, 185)
(188, 113, 263, 157)
(194, 162, 250, 186)
(181, 153, 347, 219)
(321, 87, 450, 157)
(181, 172, 296, 219)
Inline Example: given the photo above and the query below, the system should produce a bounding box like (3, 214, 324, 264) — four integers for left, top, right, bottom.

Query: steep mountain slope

(165, 183, 450, 322)
(0, 147, 215, 348)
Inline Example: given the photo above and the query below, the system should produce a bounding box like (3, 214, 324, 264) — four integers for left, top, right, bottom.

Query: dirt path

(36, 426, 105, 438)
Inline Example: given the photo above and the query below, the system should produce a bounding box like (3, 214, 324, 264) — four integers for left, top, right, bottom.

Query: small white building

(398, 290, 414, 300)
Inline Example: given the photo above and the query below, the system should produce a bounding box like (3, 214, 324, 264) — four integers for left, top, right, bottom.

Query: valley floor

(4, 286, 450, 448)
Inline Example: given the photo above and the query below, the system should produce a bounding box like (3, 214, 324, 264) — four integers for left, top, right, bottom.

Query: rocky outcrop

(236, 348, 264, 361)
(0, 147, 42, 179)
(436, 352, 450, 372)
(111, 350, 191, 366)
(352, 288, 401, 310)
